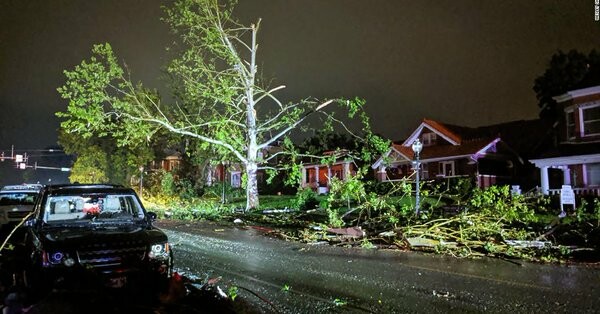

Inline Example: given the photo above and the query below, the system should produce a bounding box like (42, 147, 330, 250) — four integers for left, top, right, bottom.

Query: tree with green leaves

(58, 129, 155, 185)
(57, 0, 386, 211)
(67, 145, 109, 183)
(534, 49, 600, 120)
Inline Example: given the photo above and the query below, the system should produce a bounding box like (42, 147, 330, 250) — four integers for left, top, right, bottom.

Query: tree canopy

(534, 49, 600, 120)
(58, 130, 155, 185)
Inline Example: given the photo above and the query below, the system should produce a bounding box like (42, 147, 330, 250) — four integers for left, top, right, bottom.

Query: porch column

(301, 166, 307, 188)
(314, 165, 319, 186)
(540, 166, 549, 195)
(377, 166, 387, 182)
(327, 166, 331, 186)
(206, 169, 213, 186)
(561, 166, 571, 185)
(343, 162, 350, 181)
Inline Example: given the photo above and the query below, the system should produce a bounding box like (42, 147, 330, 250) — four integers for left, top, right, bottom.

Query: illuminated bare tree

(57, 0, 383, 210)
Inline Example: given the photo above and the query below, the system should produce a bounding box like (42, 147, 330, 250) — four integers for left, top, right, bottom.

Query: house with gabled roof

(372, 118, 526, 188)
(530, 85, 600, 196)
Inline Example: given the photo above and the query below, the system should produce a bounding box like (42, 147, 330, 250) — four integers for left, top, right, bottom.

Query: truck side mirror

(146, 212, 157, 221)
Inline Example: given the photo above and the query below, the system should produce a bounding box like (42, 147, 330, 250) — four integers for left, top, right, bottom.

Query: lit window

(586, 163, 600, 186)
(582, 105, 600, 136)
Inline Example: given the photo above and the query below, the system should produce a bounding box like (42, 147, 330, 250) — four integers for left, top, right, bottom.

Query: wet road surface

(156, 220, 600, 313)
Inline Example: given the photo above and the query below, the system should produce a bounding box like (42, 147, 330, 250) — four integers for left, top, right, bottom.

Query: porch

(300, 161, 355, 193)
(530, 154, 600, 195)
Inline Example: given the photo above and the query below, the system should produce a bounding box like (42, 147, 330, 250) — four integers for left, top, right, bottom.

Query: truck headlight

(148, 243, 170, 260)
(49, 251, 64, 264)
(44, 251, 76, 267)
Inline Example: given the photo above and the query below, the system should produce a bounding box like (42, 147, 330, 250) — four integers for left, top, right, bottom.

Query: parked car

(17, 184, 173, 296)
(0, 184, 43, 229)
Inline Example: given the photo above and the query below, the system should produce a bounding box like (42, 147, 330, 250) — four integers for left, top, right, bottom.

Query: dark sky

(1, 0, 599, 151)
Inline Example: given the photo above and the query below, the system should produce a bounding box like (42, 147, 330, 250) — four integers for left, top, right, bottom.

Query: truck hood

(38, 223, 168, 249)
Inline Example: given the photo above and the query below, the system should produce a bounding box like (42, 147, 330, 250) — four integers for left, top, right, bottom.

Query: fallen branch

(0, 212, 33, 255)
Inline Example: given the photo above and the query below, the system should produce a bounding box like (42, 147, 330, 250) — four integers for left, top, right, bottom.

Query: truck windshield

(0, 192, 38, 206)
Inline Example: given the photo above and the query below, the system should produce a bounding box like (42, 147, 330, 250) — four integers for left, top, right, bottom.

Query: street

(157, 220, 600, 313)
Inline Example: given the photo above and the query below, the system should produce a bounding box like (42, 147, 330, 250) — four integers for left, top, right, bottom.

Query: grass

(227, 195, 297, 210)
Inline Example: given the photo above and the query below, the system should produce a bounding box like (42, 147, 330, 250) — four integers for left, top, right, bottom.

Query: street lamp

(411, 139, 423, 215)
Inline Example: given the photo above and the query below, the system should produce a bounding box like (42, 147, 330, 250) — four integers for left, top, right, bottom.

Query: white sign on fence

(560, 185, 576, 216)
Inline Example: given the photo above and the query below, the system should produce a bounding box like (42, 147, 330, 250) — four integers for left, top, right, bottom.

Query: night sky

(1, 0, 599, 158)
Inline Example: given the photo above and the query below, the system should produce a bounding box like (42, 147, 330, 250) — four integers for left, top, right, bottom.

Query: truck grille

(77, 240, 147, 269)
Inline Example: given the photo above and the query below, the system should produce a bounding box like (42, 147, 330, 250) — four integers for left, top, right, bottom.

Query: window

(565, 110, 576, 139)
(333, 170, 342, 179)
(421, 133, 437, 146)
(582, 105, 600, 136)
(438, 161, 455, 177)
(586, 163, 600, 186)
(421, 163, 429, 179)
(231, 172, 241, 188)
(307, 168, 316, 184)
(0, 192, 37, 206)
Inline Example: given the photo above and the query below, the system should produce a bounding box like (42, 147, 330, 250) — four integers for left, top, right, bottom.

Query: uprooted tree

(57, 0, 386, 211)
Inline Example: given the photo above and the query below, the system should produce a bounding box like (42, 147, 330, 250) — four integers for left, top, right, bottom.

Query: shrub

(177, 178, 202, 199)
(469, 185, 537, 223)
(294, 188, 319, 211)
(327, 207, 344, 227)
(161, 171, 177, 196)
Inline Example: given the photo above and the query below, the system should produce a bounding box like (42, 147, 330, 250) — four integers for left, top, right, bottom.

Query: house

(300, 150, 358, 194)
(150, 152, 182, 173)
(160, 153, 182, 172)
(530, 86, 600, 196)
(208, 143, 284, 189)
(371, 118, 525, 188)
(206, 162, 243, 188)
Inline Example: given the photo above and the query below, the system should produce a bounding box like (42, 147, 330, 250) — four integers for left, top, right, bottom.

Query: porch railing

(548, 187, 600, 197)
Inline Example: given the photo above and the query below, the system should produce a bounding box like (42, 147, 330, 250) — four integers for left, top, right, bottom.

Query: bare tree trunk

(244, 22, 260, 212)
(245, 160, 259, 211)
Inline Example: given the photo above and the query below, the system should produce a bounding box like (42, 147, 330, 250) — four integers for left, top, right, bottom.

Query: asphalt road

(156, 220, 600, 314)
